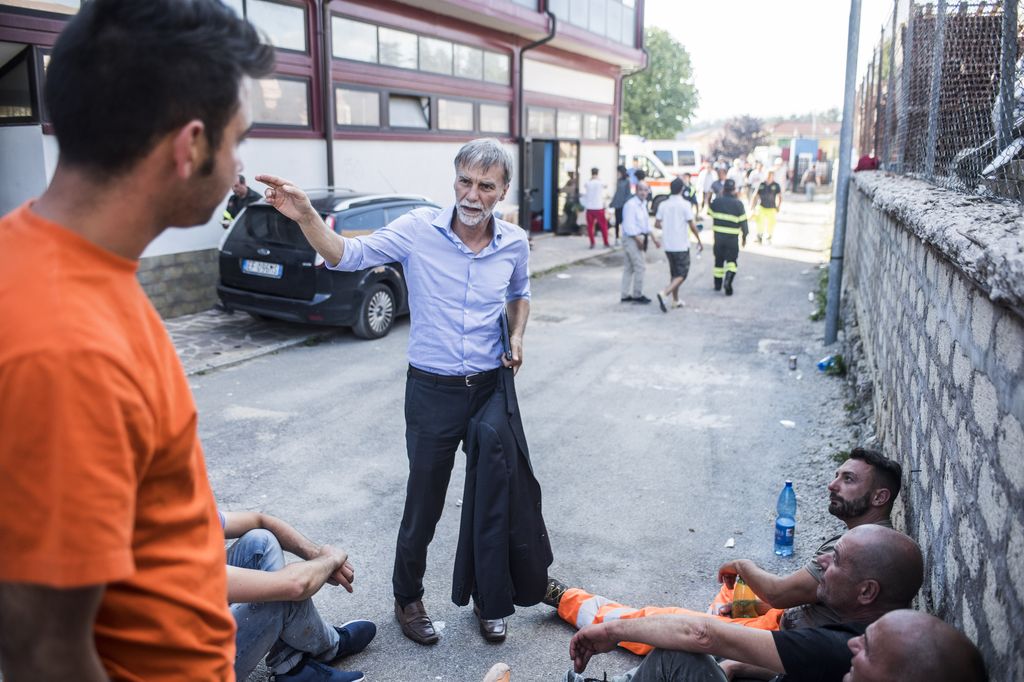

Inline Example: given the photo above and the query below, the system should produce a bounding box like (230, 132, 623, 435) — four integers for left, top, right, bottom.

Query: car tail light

(308, 313, 324, 321)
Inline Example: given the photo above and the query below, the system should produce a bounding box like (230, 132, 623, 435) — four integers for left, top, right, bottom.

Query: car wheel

(650, 194, 667, 215)
(353, 283, 396, 339)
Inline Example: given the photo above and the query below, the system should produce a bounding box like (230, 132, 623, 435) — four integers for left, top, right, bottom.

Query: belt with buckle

(407, 365, 500, 387)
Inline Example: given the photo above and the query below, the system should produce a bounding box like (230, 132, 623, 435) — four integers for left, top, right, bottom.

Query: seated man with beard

(544, 448, 903, 654)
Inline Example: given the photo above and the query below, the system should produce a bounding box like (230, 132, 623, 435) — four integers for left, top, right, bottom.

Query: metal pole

(896, 1, 915, 172)
(881, 0, 899, 168)
(923, 0, 946, 179)
(824, 0, 862, 345)
(997, 0, 1019, 151)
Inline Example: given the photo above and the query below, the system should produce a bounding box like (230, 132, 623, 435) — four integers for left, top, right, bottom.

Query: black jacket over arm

(451, 367, 553, 619)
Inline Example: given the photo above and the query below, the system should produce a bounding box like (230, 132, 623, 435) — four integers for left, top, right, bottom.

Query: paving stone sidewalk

(165, 231, 615, 375)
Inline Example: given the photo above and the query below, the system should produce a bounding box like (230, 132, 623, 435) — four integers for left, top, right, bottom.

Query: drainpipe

(618, 46, 650, 145)
(517, 9, 557, 230)
(319, 0, 335, 187)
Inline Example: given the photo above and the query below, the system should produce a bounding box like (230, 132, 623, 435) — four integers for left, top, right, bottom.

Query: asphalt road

(194, 199, 857, 681)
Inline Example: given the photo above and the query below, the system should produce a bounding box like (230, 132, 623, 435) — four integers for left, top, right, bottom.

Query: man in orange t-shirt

(0, 1, 274, 680)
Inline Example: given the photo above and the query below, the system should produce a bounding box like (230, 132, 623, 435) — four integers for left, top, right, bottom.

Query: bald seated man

(566, 525, 924, 682)
(844, 609, 987, 682)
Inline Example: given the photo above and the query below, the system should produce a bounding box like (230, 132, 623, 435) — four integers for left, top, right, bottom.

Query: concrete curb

(184, 243, 620, 377)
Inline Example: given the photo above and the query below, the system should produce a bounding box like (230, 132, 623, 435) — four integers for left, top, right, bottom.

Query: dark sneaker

(542, 577, 569, 608)
(656, 293, 668, 313)
(275, 657, 364, 682)
(330, 620, 376, 662)
(634, 295, 652, 304)
(620, 296, 634, 303)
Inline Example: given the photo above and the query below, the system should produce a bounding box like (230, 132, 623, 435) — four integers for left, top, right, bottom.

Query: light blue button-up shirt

(329, 205, 531, 375)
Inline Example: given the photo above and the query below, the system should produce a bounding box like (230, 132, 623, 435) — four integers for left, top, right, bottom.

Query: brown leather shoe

(473, 605, 507, 643)
(395, 599, 439, 645)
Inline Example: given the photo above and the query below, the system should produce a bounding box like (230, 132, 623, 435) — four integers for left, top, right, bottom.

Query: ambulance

(618, 135, 674, 214)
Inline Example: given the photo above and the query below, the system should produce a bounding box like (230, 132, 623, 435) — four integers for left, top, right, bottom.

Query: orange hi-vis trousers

(557, 586, 786, 656)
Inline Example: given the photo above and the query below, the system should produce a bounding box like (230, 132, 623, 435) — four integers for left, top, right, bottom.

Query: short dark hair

(669, 177, 684, 195)
(850, 447, 903, 501)
(723, 178, 736, 193)
(591, 167, 599, 175)
(45, 0, 275, 177)
(237, 174, 246, 185)
(635, 170, 647, 181)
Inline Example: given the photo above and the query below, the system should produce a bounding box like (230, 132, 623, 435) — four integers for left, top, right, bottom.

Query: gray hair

(454, 138, 513, 185)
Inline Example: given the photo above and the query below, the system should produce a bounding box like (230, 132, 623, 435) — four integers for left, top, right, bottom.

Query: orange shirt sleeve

(0, 349, 155, 587)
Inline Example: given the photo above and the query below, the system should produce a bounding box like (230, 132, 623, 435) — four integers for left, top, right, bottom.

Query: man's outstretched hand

(255, 174, 317, 224)
(717, 560, 740, 588)
(569, 623, 619, 674)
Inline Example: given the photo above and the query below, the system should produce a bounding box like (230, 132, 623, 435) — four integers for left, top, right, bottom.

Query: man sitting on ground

(223, 510, 376, 682)
(545, 448, 903, 653)
(565, 524, 923, 682)
(844, 609, 987, 681)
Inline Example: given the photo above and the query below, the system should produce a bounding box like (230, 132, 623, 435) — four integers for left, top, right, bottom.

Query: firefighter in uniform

(708, 178, 748, 296)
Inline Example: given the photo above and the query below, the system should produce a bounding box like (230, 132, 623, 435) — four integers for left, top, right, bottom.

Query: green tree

(621, 28, 698, 139)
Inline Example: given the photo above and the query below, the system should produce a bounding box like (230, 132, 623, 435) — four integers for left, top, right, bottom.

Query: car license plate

(241, 259, 283, 279)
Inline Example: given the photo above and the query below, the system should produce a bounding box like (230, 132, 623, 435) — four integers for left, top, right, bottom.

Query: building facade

(0, 0, 646, 316)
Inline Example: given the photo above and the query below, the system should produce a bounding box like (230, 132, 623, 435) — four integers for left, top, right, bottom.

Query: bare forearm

(296, 212, 345, 266)
(257, 513, 321, 560)
(506, 298, 529, 343)
(734, 561, 815, 608)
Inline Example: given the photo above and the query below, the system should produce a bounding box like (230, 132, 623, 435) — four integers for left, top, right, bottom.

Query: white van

(648, 140, 702, 177)
(619, 135, 674, 214)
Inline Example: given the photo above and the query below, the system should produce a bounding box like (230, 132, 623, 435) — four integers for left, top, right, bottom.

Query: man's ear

(171, 120, 207, 180)
(858, 579, 880, 605)
(499, 183, 509, 202)
(871, 488, 892, 508)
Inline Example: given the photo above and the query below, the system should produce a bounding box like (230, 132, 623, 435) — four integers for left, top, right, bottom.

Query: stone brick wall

(842, 172, 1024, 677)
(137, 248, 219, 318)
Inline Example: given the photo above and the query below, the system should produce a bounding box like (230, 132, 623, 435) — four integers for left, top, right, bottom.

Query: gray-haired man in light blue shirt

(257, 138, 530, 647)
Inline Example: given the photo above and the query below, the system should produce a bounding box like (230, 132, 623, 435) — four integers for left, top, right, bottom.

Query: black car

(218, 189, 439, 339)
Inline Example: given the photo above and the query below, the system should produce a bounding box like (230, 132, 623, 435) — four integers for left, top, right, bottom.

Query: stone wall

(137, 248, 219, 318)
(842, 172, 1024, 677)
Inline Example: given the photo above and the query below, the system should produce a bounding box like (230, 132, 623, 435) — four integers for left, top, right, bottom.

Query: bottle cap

(785, 479, 792, 485)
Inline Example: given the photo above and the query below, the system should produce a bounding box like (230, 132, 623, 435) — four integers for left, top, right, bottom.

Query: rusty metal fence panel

(857, 0, 1022, 202)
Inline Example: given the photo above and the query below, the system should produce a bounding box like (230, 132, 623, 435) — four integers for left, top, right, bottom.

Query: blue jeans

(229, 529, 339, 679)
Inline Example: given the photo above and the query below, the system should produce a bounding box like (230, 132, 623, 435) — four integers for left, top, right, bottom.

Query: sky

(644, 0, 893, 124)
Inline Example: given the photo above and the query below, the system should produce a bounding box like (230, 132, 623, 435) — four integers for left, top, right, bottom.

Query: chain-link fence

(855, 0, 1023, 202)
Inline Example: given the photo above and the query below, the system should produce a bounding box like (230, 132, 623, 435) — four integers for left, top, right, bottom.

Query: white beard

(456, 204, 491, 227)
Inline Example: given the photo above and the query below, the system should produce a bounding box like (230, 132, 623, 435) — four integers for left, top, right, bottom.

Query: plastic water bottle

(774, 480, 797, 556)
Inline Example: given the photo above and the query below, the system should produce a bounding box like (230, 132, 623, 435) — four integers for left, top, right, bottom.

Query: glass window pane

(620, 4, 635, 46)
(454, 44, 483, 80)
(483, 51, 509, 84)
(438, 99, 473, 131)
(379, 27, 418, 69)
(548, 0, 569, 20)
(389, 94, 430, 129)
(557, 110, 581, 139)
(588, 0, 606, 34)
(605, 0, 618, 39)
(332, 17, 377, 62)
(220, 0, 243, 17)
(480, 103, 510, 134)
(419, 37, 453, 76)
(336, 88, 380, 126)
(570, 0, 588, 27)
(247, 0, 307, 52)
(252, 78, 309, 126)
(0, 0, 79, 13)
(339, 208, 386, 232)
(527, 108, 555, 137)
(0, 52, 32, 119)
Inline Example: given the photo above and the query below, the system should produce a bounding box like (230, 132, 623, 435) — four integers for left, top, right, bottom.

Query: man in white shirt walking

(620, 182, 660, 304)
(581, 167, 610, 249)
(654, 178, 703, 312)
